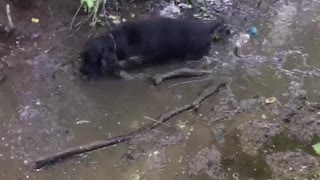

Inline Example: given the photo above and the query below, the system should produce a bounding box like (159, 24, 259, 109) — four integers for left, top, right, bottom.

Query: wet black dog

(80, 16, 230, 78)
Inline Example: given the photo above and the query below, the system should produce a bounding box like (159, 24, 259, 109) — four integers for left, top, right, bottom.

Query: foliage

(312, 143, 320, 155)
(80, 0, 97, 13)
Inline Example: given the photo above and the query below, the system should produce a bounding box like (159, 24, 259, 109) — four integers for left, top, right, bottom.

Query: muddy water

(0, 0, 320, 179)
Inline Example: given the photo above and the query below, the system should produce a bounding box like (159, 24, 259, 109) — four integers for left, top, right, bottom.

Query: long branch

(32, 78, 230, 170)
(153, 68, 213, 85)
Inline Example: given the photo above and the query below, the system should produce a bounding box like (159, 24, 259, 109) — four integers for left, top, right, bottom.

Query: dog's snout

(222, 25, 231, 35)
(79, 68, 91, 80)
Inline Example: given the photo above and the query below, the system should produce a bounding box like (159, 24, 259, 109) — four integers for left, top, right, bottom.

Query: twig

(88, 0, 102, 37)
(47, 5, 53, 25)
(32, 78, 230, 170)
(153, 68, 213, 85)
(168, 77, 212, 88)
(88, 24, 95, 38)
(256, 0, 263, 9)
(75, 12, 94, 30)
(144, 116, 174, 128)
(6, 4, 14, 30)
(69, 12, 94, 37)
(102, 0, 111, 28)
(70, 4, 83, 31)
(74, 12, 93, 27)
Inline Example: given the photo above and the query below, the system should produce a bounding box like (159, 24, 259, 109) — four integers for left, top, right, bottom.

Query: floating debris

(31, 18, 39, 23)
(266, 97, 277, 104)
(76, 120, 91, 125)
(160, 2, 181, 18)
(248, 27, 258, 37)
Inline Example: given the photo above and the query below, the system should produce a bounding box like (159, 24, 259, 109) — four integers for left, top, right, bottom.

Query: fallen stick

(168, 77, 212, 88)
(6, 4, 14, 30)
(32, 78, 230, 170)
(153, 68, 213, 85)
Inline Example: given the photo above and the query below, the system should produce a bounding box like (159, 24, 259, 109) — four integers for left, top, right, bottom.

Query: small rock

(160, 2, 181, 18)
(31, 18, 40, 23)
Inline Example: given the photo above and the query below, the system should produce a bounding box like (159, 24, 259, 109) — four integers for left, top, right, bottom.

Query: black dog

(80, 16, 230, 78)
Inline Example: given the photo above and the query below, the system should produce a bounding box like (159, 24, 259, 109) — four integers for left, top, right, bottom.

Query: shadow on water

(0, 0, 320, 179)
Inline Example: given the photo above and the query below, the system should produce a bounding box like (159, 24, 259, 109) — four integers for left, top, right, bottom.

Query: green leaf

(81, 0, 96, 13)
(312, 143, 320, 155)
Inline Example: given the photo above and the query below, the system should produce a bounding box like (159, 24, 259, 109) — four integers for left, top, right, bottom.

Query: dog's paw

(118, 71, 150, 80)
(119, 71, 135, 80)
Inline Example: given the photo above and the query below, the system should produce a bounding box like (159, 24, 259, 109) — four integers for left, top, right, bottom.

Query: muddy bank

(0, 0, 320, 179)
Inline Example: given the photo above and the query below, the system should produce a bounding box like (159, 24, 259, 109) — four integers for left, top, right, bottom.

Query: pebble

(248, 27, 258, 37)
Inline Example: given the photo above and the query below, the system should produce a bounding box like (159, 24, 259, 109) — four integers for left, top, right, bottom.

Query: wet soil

(0, 0, 320, 179)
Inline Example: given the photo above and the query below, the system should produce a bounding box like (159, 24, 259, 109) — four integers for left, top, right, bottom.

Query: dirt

(266, 150, 319, 179)
(238, 119, 283, 156)
(0, 0, 320, 179)
(188, 146, 222, 178)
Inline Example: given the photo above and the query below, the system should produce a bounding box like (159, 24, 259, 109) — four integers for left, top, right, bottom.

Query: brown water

(0, 0, 320, 179)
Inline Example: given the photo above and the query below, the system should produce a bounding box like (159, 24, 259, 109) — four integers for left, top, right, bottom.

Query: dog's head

(80, 35, 118, 77)
(210, 18, 232, 41)
(212, 24, 231, 42)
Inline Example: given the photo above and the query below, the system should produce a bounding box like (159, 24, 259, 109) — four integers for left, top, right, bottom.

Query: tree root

(153, 68, 213, 85)
(32, 78, 230, 170)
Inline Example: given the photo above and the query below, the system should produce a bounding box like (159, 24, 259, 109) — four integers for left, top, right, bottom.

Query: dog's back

(114, 17, 226, 62)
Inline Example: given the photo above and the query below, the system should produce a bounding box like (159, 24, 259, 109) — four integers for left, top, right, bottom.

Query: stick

(144, 116, 174, 128)
(168, 77, 212, 88)
(47, 5, 53, 25)
(32, 78, 230, 170)
(6, 4, 14, 30)
(88, 0, 102, 37)
(102, 0, 111, 28)
(70, 4, 82, 31)
(72, 12, 94, 35)
(153, 68, 213, 85)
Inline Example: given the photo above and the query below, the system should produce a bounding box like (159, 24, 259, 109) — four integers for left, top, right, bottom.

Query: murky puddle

(0, 0, 320, 179)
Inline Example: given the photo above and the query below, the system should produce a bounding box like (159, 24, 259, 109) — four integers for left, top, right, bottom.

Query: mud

(266, 150, 319, 179)
(238, 120, 283, 156)
(0, 0, 320, 179)
(188, 146, 222, 178)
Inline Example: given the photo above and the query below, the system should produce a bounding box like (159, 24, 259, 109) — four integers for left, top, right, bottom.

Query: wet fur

(80, 16, 230, 77)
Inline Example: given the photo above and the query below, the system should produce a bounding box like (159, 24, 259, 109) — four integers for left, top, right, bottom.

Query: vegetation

(80, 0, 98, 13)
(313, 143, 320, 155)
